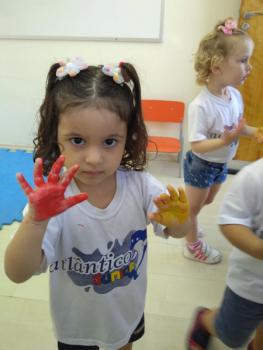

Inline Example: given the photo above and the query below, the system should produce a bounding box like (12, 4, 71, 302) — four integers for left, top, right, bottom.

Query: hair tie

(101, 63, 125, 84)
(218, 18, 237, 35)
(56, 57, 88, 80)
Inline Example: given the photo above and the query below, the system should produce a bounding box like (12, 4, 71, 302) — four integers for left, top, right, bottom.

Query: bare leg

(185, 183, 222, 243)
(202, 310, 263, 350)
(203, 183, 222, 206)
(118, 343, 133, 350)
(185, 185, 210, 243)
(190, 343, 210, 350)
(253, 322, 263, 350)
(201, 309, 218, 336)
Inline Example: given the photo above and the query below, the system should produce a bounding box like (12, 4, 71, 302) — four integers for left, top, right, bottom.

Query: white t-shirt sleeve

(141, 172, 167, 237)
(188, 103, 209, 142)
(218, 166, 257, 227)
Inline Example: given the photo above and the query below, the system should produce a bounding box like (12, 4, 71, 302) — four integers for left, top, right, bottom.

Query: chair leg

(177, 152, 183, 178)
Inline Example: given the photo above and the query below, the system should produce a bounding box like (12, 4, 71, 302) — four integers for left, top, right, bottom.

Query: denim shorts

(183, 151, 227, 188)
(214, 287, 263, 348)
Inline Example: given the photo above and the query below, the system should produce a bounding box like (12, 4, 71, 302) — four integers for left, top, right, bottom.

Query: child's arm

(148, 185, 190, 238)
(4, 215, 48, 283)
(242, 124, 263, 143)
(191, 118, 245, 154)
(4, 155, 88, 283)
(220, 224, 263, 260)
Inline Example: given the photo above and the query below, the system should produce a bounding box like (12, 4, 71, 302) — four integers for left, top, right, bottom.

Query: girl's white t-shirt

(36, 170, 166, 348)
(188, 86, 243, 163)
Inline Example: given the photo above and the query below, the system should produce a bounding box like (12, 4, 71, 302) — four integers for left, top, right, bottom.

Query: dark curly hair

(34, 61, 148, 175)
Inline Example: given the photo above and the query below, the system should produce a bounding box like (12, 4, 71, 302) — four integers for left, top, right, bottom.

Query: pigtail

(33, 63, 61, 175)
(119, 63, 148, 170)
(34, 58, 148, 174)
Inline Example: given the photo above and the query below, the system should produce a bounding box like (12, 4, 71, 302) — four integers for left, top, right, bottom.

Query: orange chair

(142, 99, 185, 177)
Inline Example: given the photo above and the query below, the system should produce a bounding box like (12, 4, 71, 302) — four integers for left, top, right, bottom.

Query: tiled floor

(0, 159, 249, 349)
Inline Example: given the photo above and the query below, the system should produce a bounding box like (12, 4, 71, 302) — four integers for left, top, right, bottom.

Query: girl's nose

(85, 148, 102, 164)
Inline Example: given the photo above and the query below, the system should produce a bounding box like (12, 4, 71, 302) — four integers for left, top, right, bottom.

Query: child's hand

(254, 127, 263, 143)
(148, 185, 189, 227)
(16, 155, 88, 222)
(222, 118, 245, 145)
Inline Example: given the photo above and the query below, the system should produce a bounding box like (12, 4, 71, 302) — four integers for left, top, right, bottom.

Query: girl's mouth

(82, 171, 103, 176)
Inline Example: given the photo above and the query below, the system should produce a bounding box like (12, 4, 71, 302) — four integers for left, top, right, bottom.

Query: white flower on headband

(56, 57, 88, 80)
(102, 64, 125, 84)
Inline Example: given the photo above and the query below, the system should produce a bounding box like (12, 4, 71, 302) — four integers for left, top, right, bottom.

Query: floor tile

(0, 295, 56, 350)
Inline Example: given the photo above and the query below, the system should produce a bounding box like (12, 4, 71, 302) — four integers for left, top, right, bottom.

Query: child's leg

(183, 183, 222, 264)
(187, 287, 263, 350)
(253, 322, 263, 350)
(185, 184, 209, 242)
(183, 151, 223, 264)
(118, 343, 133, 350)
(201, 309, 218, 336)
(213, 287, 262, 348)
(203, 183, 222, 206)
(199, 182, 222, 237)
(185, 182, 222, 242)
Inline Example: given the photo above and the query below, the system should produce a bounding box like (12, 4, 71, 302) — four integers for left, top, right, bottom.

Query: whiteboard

(0, 0, 164, 42)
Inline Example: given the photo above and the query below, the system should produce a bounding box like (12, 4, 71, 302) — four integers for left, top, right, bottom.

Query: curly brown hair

(194, 17, 251, 85)
(34, 61, 148, 175)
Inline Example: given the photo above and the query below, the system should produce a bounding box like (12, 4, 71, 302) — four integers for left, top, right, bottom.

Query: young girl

(4, 58, 189, 350)
(183, 17, 263, 264)
(187, 157, 263, 350)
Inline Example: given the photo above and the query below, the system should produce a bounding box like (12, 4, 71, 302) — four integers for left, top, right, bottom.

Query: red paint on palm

(16, 155, 88, 221)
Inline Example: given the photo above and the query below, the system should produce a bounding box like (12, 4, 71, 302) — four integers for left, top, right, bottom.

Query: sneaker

(197, 227, 205, 238)
(187, 307, 211, 350)
(183, 240, 222, 264)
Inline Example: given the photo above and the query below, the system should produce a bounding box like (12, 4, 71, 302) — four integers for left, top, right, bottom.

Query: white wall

(0, 0, 241, 148)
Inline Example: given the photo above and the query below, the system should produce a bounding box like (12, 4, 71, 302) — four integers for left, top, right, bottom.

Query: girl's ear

(211, 63, 222, 75)
(210, 55, 224, 76)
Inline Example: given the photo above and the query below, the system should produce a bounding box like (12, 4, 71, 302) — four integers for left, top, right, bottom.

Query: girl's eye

(70, 137, 85, 145)
(241, 58, 248, 64)
(104, 138, 117, 147)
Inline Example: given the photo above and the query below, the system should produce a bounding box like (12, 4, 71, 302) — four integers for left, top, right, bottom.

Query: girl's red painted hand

(16, 155, 88, 221)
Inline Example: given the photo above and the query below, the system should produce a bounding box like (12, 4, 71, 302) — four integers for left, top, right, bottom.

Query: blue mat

(0, 148, 34, 228)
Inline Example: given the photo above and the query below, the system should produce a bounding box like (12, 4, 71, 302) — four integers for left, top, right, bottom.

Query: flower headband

(101, 63, 125, 84)
(218, 18, 237, 35)
(56, 58, 127, 87)
(56, 57, 88, 80)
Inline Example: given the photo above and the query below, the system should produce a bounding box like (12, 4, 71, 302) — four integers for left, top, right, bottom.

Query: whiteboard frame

(0, 0, 164, 42)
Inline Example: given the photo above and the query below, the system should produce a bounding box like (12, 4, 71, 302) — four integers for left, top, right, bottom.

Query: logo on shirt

(209, 121, 239, 146)
(49, 229, 147, 294)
